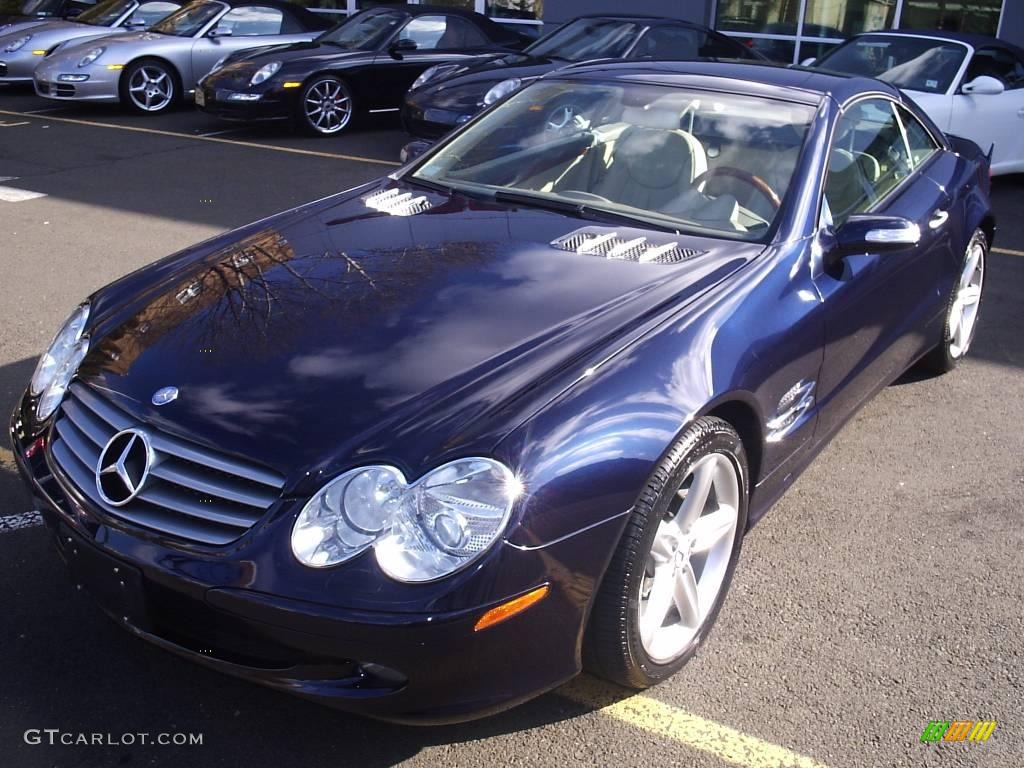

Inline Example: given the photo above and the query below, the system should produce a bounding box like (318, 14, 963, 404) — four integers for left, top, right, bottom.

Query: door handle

(928, 209, 949, 230)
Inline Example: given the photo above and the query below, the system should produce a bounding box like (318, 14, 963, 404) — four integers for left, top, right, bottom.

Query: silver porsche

(0, 0, 180, 82)
(33, 0, 331, 113)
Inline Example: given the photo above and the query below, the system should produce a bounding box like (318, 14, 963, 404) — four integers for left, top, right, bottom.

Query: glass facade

(295, 0, 543, 30)
(716, 0, 1005, 64)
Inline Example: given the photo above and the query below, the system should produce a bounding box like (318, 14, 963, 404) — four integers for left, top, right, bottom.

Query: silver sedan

(0, 0, 179, 82)
(33, 0, 330, 113)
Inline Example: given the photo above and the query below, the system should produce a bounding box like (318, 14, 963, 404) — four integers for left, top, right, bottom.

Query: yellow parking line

(560, 676, 830, 768)
(993, 246, 1024, 257)
(0, 108, 400, 167)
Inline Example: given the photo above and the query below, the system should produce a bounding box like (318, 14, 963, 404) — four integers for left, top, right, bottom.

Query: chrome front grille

(552, 227, 706, 264)
(49, 382, 285, 546)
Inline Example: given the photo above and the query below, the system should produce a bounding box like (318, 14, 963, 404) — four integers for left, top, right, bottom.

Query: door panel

(813, 98, 957, 440)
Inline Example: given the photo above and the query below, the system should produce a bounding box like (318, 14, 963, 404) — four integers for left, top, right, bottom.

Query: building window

(717, 0, 1005, 65)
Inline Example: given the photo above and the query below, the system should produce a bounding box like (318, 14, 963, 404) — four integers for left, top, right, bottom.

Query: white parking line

(0, 184, 46, 202)
(24, 106, 77, 114)
(194, 127, 253, 137)
(0, 511, 43, 532)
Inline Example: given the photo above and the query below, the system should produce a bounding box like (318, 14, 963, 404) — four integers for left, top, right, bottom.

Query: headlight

(411, 63, 456, 91)
(77, 46, 105, 67)
(30, 303, 90, 421)
(482, 77, 521, 106)
(249, 61, 280, 86)
(291, 458, 521, 582)
(3, 34, 31, 53)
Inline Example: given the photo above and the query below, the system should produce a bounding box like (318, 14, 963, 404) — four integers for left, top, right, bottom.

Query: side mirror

(64, 7, 82, 17)
(834, 214, 921, 256)
(400, 139, 433, 163)
(961, 75, 1004, 95)
(125, 17, 147, 28)
(800, 56, 816, 67)
(389, 38, 417, 58)
(209, 25, 233, 38)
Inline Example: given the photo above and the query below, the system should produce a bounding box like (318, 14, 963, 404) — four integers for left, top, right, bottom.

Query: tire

(297, 76, 354, 136)
(921, 228, 987, 374)
(120, 59, 179, 114)
(584, 417, 749, 689)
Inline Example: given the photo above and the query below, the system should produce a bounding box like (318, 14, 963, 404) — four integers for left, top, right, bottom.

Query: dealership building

(321, 2, 1023, 63)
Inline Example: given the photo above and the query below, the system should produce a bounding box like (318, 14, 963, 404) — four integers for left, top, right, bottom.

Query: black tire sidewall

(584, 417, 749, 689)
(930, 228, 987, 373)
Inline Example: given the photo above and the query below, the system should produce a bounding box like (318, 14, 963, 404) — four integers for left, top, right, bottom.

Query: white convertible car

(809, 30, 1024, 176)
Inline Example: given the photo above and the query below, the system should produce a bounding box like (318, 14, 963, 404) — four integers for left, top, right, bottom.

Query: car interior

(422, 84, 815, 240)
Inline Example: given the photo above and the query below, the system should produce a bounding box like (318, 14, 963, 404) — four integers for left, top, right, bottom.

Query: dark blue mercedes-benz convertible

(11, 61, 992, 723)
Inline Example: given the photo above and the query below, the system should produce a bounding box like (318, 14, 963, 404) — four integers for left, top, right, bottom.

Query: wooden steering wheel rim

(692, 166, 782, 211)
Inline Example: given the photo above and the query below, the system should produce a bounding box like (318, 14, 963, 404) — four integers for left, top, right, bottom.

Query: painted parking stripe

(0, 511, 44, 532)
(0, 108, 400, 167)
(0, 184, 46, 202)
(993, 246, 1024, 257)
(560, 676, 829, 768)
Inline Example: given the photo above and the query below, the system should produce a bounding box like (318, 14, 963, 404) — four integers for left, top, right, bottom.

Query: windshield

(526, 18, 642, 61)
(318, 8, 405, 49)
(150, 0, 220, 37)
(21, 0, 64, 15)
(78, 0, 135, 26)
(412, 81, 815, 242)
(816, 35, 969, 94)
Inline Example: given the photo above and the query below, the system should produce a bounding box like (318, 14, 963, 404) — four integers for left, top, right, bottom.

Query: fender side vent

(364, 188, 433, 217)
(552, 227, 706, 264)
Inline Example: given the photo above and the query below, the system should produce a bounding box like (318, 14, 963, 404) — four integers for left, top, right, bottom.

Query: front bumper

(10, 394, 623, 723)
(33, 59, 118, 102)
(400, 98, 473, 140)
(195, 82, 291, 122)
(0, 52, 41, 81)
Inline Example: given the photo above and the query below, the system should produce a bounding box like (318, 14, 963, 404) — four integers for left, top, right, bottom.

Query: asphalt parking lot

(1, 84, 1022, 768)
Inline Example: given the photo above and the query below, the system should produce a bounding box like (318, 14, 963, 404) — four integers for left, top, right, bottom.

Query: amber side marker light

(282, 81, 302, 88)
(474, 585, 549, 632)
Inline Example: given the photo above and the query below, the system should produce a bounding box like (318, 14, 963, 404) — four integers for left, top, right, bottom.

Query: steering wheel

(692, 167, 782, 211)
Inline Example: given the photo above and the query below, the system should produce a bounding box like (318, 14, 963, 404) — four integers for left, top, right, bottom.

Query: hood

(422, 52, 560, 93)
(224, 39, 371, 69)
(5, 19, 110, 46)
(80, 182, 760, 488)
(0, 18, 50, 36)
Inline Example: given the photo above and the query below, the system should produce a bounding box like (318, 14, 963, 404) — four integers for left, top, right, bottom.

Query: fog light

(227, 92, 261, 101)
(57, 73, 88, 82)
(473, 585, 549, 632)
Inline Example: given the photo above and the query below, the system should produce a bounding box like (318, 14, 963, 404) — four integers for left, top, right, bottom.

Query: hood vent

(552, 227, 706, 264)
(364, 188, 433, 217)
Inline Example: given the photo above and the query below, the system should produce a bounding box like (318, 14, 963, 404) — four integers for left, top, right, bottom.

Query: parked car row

(2, 2, 1022, 173)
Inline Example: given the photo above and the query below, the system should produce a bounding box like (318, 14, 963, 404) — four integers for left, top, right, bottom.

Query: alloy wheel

(638, 452, 740, 663)
(128, 65, 174, 112)
(949, 238, 985, 359)
(303, 79, 352, 135)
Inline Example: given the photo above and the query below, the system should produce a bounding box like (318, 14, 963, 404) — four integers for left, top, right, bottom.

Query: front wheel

(120, 59, 178, 114)
(584, 417, 748, 689)
(297, 76, 354, 136)
(922, 228, 987, 373)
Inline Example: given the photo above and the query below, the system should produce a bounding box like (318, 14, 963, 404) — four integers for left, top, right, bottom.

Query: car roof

(355, 2, 528, 42)
(213, 0, 331, 26)
(854, 28, 1024, 57)
(551, 60, 899, 105)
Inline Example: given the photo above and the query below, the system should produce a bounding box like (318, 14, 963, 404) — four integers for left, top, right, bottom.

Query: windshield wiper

(491, 189, 678, 232)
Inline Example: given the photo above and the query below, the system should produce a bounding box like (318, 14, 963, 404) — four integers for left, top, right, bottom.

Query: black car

(197, 3, 531, 135)
(401, 14, 765, 140)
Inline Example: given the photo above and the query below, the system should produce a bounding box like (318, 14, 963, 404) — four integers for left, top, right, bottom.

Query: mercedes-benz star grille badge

(151, 386, 179, 406)
(95, 428, 153, 506)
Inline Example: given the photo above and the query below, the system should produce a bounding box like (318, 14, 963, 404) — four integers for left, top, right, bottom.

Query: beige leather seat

(552, 97, 707, 213)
